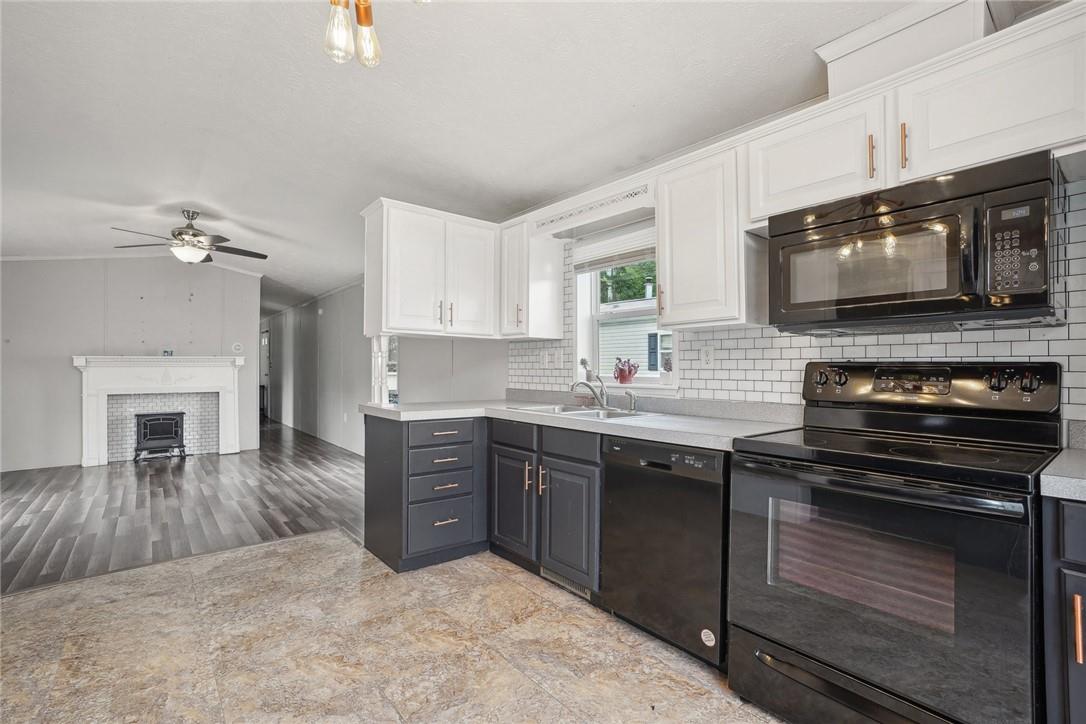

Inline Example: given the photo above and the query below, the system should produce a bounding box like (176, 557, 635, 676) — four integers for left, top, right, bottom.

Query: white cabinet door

(896, 18, 1086, 182)
(445, 220, 497, 336)
(656, 149, 739, 327)
(499, 223, 529, 336)
(385, 206, 446, 333)
(747, 95, 886, 220)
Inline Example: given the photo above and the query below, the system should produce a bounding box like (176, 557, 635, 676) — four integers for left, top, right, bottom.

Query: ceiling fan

(112, 209, 268, 264)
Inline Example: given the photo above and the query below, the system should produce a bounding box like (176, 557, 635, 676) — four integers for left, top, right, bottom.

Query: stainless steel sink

(561, 409, 649, 419)
(511, 404, 593, 414)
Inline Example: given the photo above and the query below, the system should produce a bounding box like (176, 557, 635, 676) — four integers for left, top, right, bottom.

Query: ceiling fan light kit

(324, 0, 382, 68)
(112, 209, 269, 265)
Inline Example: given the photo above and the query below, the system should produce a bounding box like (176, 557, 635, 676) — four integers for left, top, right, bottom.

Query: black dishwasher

(600, 436, 727, 667)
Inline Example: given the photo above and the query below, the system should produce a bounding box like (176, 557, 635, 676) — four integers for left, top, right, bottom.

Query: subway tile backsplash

(508, 217, 1086, 433)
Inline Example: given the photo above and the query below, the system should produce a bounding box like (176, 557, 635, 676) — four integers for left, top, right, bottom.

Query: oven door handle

(734, 456, 1028, 521)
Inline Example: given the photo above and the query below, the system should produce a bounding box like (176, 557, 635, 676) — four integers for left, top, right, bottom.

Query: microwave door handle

(734, 457, 1027, 521)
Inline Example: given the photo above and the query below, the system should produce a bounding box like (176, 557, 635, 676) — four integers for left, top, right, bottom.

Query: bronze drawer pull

(432, 517, 460, 527)
(431, 430, 460, 437)
(538, 466, 547, 495)
(900, 122, 908, 169)
(867, 133, 875, 179)
(432, 457, 459, 464)
(523, 460, 532, 491)
(1075, 593, 1084, 665)
(432, 483, 460, 491)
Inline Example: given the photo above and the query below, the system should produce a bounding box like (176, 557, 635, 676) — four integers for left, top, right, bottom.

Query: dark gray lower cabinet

(1043, 497, 1086, 723)
(363, 415, 488, 572)
(489, 419, 601, 592)
(540, 455, 600, 591)
(491, 444, 538, 561)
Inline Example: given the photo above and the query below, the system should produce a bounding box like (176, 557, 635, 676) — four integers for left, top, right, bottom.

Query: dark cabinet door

(491, 445, 537, 561)
(1063, 568, 1086, 722)
(539, 455, 600, 591)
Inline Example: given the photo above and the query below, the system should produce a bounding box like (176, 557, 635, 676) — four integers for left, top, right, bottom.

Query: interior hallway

(0, 421, 365, 595)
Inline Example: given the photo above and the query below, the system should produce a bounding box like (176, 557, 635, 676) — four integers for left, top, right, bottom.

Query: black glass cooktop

(733, 427, 1057, 491)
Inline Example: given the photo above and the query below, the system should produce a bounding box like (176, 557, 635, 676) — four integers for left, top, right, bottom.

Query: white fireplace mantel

(73, 355, 245, 466)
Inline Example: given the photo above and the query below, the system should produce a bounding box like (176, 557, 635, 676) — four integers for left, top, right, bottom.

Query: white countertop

(1041, 448, 1086, 502)
(360, 400, 795, 451)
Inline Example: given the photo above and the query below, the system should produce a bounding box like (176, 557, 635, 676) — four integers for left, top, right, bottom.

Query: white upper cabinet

(363, 199, 498, 339)
(896, 15, 1086, 182)
(445, 220, 497, 336)
(498, 222, 564, 339)
(656, 149, 744, 328)
(385, 206, 446, 333)
(499, 223, 529, 335)
(747, 95, 886, 220)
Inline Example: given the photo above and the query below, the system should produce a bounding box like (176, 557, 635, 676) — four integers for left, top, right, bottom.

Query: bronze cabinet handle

(448, 302, 454, 326)
(538, 466, 547, 495)
(432, 483, 460, 491)
(432, 517, 460, 527)
(431, 430, 459, 437)
(432, 457, 459, 464)
(438, 299, 444, 324)
(515, 303, 522, 327)
(523, 460, 531, 491)
(867, 133, 875, 179)
(1075, 593, 1084, 665)
(900, 122, 908, 169)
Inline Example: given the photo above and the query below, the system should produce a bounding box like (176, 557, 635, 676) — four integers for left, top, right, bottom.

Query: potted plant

(613, 357, 640, 384)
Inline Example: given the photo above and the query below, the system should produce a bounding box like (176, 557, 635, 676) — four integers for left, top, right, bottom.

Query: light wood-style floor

(0, 420, 365, 595)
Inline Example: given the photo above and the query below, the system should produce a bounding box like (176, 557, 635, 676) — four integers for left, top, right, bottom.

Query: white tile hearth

(107, 392, 219, 462)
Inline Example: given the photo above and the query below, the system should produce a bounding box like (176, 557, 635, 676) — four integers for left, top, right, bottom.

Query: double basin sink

(511, 404, 654, 420)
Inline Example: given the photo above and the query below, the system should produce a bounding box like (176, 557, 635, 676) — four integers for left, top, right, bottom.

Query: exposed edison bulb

(355, 25, 381, 67)
(324, 0, 355, 64)
(354, 0, 381, 67)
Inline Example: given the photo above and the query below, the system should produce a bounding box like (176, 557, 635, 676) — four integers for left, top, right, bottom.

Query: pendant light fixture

(323, 0, 355, 63)
(354, 0, 381, 67)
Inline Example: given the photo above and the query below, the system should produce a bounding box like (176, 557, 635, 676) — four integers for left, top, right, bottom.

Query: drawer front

(1061, 501, 1086, 566)
(408, 444, 474, 475)
(492, 419, 538, 451)
(408, 470, 474, 504)
(408, 418, 474, 447)
(407, 496, 474, 555)
(541, 426, 601, 464)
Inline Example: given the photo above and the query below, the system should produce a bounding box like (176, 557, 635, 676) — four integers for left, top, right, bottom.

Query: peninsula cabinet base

(371, 540, 489, 574)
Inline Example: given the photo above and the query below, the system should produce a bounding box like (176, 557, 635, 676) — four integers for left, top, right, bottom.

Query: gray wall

(264, 282, 369, 455)
(397, 337, 510, 404)
(1, 257, 261, 472)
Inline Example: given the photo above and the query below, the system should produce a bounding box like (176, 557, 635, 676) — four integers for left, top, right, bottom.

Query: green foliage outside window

(599, 261, 656, 304)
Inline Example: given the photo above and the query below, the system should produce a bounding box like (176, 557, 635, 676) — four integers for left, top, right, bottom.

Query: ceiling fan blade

(200, 253, 214, 263)
(111, 227, 172, 241)
(209, 245, 268, 260)
(114, 243, 171, 248)
(194, 234, 230, 245)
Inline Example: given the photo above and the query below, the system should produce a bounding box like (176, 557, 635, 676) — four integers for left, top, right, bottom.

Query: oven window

(784, 217, 958, 309)
(769, 498, 956, 634)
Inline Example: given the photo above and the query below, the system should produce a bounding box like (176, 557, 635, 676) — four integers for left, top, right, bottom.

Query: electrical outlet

(700, 346, 714, 368)
(539, 350, 549, 368)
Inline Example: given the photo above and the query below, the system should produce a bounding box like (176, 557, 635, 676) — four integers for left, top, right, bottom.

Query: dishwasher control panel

(604, 437, 722, 473)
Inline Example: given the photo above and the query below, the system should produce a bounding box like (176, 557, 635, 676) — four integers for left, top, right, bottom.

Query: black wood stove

(134, 412, 185, 462)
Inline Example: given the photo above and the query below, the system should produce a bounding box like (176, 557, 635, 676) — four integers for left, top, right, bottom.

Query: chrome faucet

(624, 389, 638, 412)
(573, 358, 610, 408)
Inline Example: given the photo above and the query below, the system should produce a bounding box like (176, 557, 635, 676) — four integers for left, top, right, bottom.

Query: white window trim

(574, 249, 678, 397)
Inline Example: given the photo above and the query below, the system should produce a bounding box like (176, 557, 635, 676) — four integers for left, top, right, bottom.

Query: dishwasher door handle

(640, 459, 672, 472)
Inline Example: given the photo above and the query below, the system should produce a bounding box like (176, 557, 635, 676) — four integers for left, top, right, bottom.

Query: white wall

(1, 257, 261, 472)
(397, 337, 510, 404)
(264, 281, 369, 455)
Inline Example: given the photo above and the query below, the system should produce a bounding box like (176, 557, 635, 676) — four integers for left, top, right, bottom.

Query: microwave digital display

(1001, 206, 1030, 220)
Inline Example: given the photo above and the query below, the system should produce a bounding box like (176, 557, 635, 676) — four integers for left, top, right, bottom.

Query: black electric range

(728, 361, 1061, 724)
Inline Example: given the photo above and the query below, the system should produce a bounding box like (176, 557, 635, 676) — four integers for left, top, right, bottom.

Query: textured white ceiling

(1, 1, 903, 315)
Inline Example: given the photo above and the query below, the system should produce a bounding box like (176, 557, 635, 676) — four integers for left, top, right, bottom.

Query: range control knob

(814, 369, 830, 386)
(832, 369, 849, 387)
(986, 369, 1009, 392)
(1019, 371, 1042, 394)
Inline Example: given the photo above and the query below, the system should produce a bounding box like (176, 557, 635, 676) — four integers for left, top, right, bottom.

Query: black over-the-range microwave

(767, 151, 1069, 335)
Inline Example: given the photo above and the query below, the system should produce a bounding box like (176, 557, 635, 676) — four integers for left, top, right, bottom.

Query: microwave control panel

(986, 197, 1047, 295)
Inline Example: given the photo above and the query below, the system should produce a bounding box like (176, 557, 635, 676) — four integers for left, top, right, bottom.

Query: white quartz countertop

(1041, 448, 1086, 502)
(360, 400, 795, 451)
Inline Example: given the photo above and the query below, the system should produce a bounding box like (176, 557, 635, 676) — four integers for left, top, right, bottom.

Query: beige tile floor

(1, 529, 780, 723)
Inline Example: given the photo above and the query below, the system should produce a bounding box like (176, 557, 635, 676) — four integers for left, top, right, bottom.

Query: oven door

(729, 455, 1035, 724)
(769, 198, 982, 327)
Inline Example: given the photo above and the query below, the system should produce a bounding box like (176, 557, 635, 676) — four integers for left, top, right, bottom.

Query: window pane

(598, 315, 663, 379)
(599, 260, 656, 304)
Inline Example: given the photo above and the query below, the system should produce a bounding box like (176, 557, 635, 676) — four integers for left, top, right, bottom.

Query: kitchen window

(573, 224, 675, 392)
